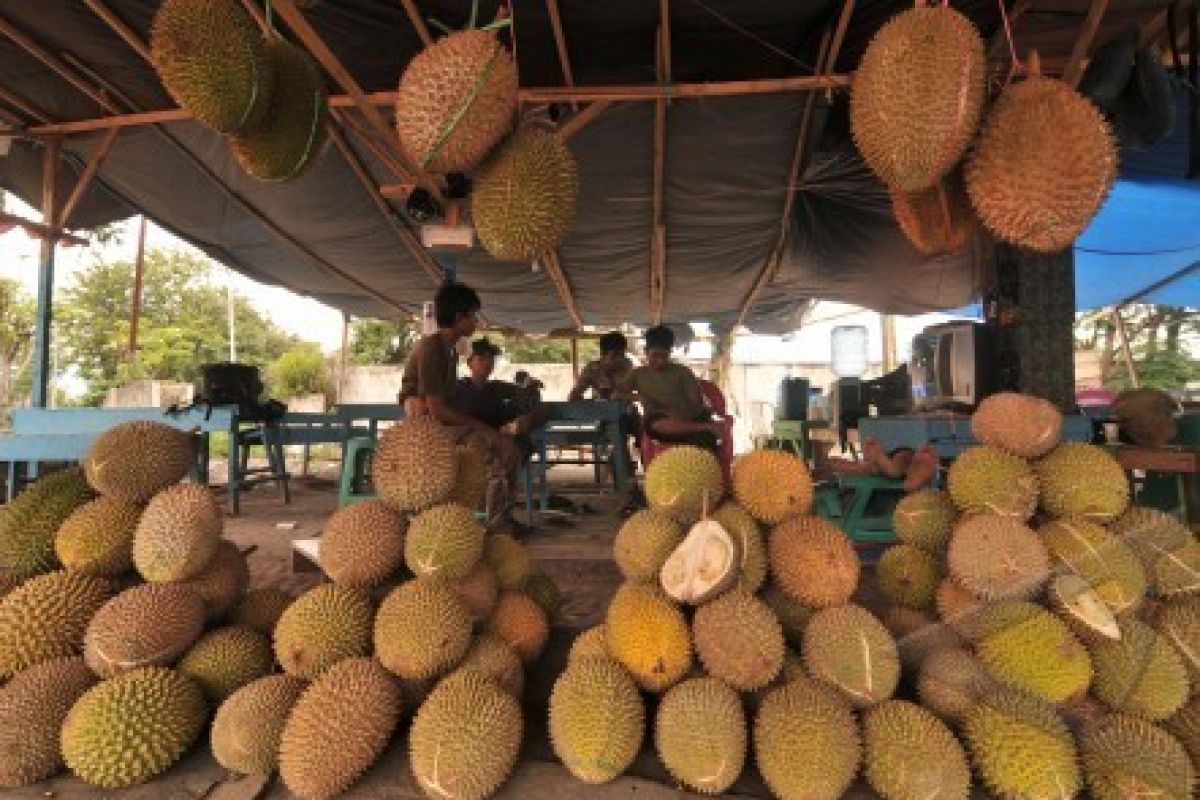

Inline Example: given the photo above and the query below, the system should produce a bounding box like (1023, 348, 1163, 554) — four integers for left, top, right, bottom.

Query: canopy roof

(0, 0, 1191, 333)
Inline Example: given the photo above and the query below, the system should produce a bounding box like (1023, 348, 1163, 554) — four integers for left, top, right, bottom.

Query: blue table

(857, 413, 1094, 459)
(531, 400, 632, 509)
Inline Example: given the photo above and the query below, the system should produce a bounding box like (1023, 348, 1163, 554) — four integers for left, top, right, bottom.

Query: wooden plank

(399, 0, 434, 47)
(1110, 445, 1199, 474)
(545, 0, 578, 109)
(0, 212, 89, 246)
(330, 107, 415, 185)
(650, 34, 667, 324)
(542, 251, 583, 328)
(0, 17, 120, 114)
(81, 0, 150, 62)
(58, 126, 119, 228)
(1063, 0, 1111, 88)
(557, 100, 613, 141)
(0, 82, 51, 124)
(521, 74, 851, 103)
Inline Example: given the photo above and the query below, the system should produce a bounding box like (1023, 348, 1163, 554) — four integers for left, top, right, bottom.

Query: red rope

(998, 0, 1022, 86)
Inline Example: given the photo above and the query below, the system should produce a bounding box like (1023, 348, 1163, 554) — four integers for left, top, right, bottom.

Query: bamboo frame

(1112, 308, 1141, 388)
(0, 212, 89, 246)
(545, 0, 578, 110)
(0, 82, 50, 124)
(650, 22, 668, 325)
(31, 137, 59, 408)
(542, 251, 584, 328)
(400, 0, 434, 47)
(58, 127, 119, 229)
(1063, 0, 1110, 88)
(0, 17, 119, 115)
(81, 0, 149, 62)
(557, 100, 614, 141)
(331, 107, 418, 186)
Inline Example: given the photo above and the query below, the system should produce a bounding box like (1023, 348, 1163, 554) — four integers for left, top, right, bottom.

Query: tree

(0, 278, 34, 414)
(58, 248, 296, 404)
(268, 342, 331, 400)
(1075, 304, 1199, 390)
(348, 318, 418, 366)
(489, 333, 599, 364)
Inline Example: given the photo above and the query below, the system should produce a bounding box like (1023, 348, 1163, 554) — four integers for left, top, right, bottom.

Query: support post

(337, 312, 350, 404)
(31, 138, 60, 408)
(570, 336, 580, 379)
(881, 314, 898, 372)
(1112, 308, 1141, 388)
(128, 214, 147, 357)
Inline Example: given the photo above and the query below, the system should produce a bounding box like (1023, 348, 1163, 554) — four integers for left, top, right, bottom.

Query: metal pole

(570, 336, 580, 379)
(881, 313, 898, 373)
(226, 280, 237, 362)
(1112, 308, 1140, 388)
(337, 312, 349, 405)
(128, 214, 147, 356)
(31, 138, 60, 408)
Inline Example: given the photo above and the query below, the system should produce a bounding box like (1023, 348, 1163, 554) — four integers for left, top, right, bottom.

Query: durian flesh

(660, 519, 739, 605)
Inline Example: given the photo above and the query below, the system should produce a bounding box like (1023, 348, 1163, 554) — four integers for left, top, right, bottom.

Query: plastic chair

(639, 380, 734, 481)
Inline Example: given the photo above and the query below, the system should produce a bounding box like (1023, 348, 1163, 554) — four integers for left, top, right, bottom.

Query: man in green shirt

(620, 325, 722, 452)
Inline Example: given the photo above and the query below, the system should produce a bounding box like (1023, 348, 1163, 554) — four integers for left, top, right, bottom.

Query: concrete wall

(104, 380, 194, 408)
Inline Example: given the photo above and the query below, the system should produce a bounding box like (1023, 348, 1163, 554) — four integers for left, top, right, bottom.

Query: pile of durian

(551, 392, 1198, 800)
(0, 416, 561, 800)
(149, 0, 579, 261)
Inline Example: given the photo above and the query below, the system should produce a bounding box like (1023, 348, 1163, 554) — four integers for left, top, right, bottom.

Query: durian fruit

(876, 543, 944, 609)
(1089, 617, 1189, 721)
(730, 449, 813, 524)
(451, 442, 489, 510)
(449, 561, 500, 621)
(0, 467, 95, 580)
(1041, 518, 1147, 613)
(178, 625, 274, 702)
(549, 656, 645, 784)
(660, 518, 739, 605)
(60, 666, 207, 789)
(891, 172, 977, 255)
(760, 582, 816, 648)
(1049, 573, 1121, 641)
(485, 590, 549, 664)
(693, 587, 783, 691)
(149, 0, 272, 134)
(83, 420, 195, 502)
(1111, 506, 1193, 568)
(182, 539, 249, 621)
(644, 445, 725, 525)
(850, 6, 985, 192)
(964, 688, 1081, 799)
(406, 503, 486, 581)
(132, 483, 222, 582)
(1036, 442, 1130, 522)
(935, 577, 989, 639)
(279, 657, 402, 800)
(613, 509, 684, 582)
(459, 633, 524, 698)
(473, 125, 580, 261)
(754, 677, 862, 800)
(655, 677, 746, 794)
(946, 445, 1039, 519)
(605, 582, 693, 692)
(1152, 596, 1200, 691)
(0, 570, 20, 598)
(84, 582, 206, 678)
(1164, 699, 1200, 770)
(1113, 388, 1180, 447)
(1080, 713, 1195, 800)
(211, 674, 305, 775)
(0, 657, 97, 787)
(0, 570, 110, 680)
(274, 583, 373, 679)
(375, 579, 472, 680)
(1155, 540, 1200, 598)
(947, 515, 1050, 600)
(53, 495, 142, 578)
(768, 515, 860, 608)
(395, 28, 518, 173)
(803, 603, 900, 708)
(231, 586, 294, 635)
(524, 569, 564, 618)
(918, 647, 995, 724)
(230, 40, 326, 182)
(972, 392, 1063, 459)
(567, 625, 611, 665)
(409, 670, 523, 800)
(893, 489, 958, 553)
(975, 601, 1093, 704)
(880, 606, 964, 673)
(863, 699, 972, 800)
(319, 499, 405, 588)
(712, 503, 767, 591)
(371, 418, 458, 512)
(965, 64, 1117, 252)
(484, 532, 535, 590)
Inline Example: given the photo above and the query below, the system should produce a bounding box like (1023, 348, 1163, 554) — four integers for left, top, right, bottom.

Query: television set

(909, 321, 996, 411)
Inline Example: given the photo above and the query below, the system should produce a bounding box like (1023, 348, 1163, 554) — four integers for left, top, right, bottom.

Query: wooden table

(1108, 444, 1199, 524)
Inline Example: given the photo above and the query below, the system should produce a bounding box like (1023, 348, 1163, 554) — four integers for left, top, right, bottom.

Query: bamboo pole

(31, 138, 60, 408)
(557, 100, 614, 141)
(545, 0, 579, 110)
(399, 0, 434, 47)
(1063, 0, 1111, 88)
(0, 83, 50, 124)
(58, 127, 119, 228)
(1112, 308, 1141, 388)
(128, 214, 147, 356)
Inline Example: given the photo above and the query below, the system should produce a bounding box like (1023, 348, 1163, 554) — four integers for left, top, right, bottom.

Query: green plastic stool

(814, 474, 903, 546)
(765, 420, 811, 462)
(338, 437, 378, 507)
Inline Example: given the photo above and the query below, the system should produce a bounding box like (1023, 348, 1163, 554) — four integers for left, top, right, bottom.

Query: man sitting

(569, 331, 635, 401)
(455, 338, 548, 458)
(397, 283, 525, 534)
(619, 325, 724, 453)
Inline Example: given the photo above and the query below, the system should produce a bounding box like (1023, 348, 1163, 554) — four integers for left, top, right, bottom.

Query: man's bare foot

(829, 458, 875, 475)
(903, 445, 940, 492)
(866, 438, 904, 479)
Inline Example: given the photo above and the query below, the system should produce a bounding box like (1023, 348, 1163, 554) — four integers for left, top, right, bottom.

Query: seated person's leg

(903, 444, 940, 492)
(646, 412, 719, 453)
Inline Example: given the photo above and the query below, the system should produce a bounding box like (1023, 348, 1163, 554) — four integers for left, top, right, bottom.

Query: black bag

(191, 363, 287, 422)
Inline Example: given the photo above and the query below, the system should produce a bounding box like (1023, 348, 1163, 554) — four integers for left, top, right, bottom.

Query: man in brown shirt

(398, 283, 525, 533)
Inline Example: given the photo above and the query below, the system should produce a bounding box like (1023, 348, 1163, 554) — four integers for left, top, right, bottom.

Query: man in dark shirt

(398, 283, 525, 533)
(455, 338, 548, 458)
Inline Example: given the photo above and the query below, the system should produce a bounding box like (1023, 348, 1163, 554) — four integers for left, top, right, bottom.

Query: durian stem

(1026, 50, 1042, 77)
(479, 18, 514, 32)
(997, 0, 1024, 84)
(469, 0, 480, 30)
(428, 17, 454, 36)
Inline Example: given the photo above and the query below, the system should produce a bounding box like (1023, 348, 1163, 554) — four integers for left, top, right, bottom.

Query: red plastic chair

(639, 380, 735, 482)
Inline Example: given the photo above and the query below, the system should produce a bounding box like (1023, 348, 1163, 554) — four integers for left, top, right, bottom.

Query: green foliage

(0, 277, 35, 416)
(268, 342, 331, 400)
(489, 334, 599, 364)
(1075, 304, 1199, 391)
(349, 318, 418, 366)
(57, 249, 295, 405)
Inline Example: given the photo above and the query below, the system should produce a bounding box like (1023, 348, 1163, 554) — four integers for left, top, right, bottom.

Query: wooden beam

(650, 24, 668, 325)
(270, 0, 443, 203)
(545, 0, 578, 109)
(1063, 0, 1111, 88)
(128, 214, 147, 355)
(0, 17, 120, 115)
(58, 127, 119, 229)
(0, 83, 50, 124)
(331, 107, 418, 186)
(542, 251, 584, 328)
(0, 211, 90, 246)
(80, 0, 150, 62)
(557, 100, 613, 141)
(659, 0, 672, 95)
(326, 121, 443, 285)
(399, 0, 434, 47)
(31, 137, 59, 408)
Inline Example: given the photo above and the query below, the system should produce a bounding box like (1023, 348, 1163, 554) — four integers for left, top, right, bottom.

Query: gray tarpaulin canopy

(0, 0, 1176, 333)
